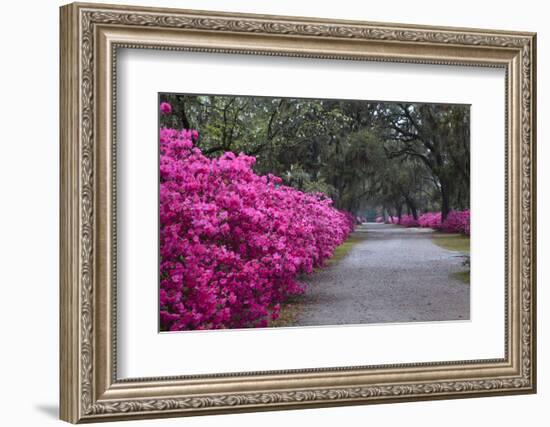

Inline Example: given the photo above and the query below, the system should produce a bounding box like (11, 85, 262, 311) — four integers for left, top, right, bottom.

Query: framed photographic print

(59, 2, 537, 423)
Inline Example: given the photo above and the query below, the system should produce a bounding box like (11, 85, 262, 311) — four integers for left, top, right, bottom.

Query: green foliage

(377, 103, 470, 218)
(452, 271, 470, 284)
(431, 233, 470, 253)
(431, 233, 470, 285)
(159, 93, 470, 217)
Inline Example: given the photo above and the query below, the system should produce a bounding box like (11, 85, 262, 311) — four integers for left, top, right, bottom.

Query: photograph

(158, 93, 471, 332)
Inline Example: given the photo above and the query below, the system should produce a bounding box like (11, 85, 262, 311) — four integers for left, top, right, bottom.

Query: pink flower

(400, 214, 418, 227)
(160, 102, 172, 115)
(415, 210, 470, 235)
(159, 127, 354, 331)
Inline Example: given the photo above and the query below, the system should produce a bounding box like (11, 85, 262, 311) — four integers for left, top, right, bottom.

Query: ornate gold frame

(60, 2, 537, 423)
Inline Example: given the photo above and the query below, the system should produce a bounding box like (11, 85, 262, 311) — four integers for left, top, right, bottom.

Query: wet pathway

(294, 223, 469, 326)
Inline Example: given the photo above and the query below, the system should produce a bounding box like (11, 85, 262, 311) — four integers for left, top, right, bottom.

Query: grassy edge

(452, 270, 470, 285)
(431, 232, 470, 253)
(432, 232, 470, 285)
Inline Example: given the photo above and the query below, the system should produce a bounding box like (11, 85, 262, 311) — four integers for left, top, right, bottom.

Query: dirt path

(293, 223, 469, 326)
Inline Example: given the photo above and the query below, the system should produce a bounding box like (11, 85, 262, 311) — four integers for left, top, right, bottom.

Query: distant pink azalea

(390, 210, 470, 235)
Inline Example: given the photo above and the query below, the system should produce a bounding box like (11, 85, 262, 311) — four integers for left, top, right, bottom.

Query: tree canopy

(159, 93, 470, 221)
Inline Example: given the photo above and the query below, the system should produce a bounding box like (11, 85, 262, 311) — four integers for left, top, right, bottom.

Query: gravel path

(294, 223, 469, 326)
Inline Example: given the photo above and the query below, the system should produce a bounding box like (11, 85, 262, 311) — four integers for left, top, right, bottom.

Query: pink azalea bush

(343, 211, 357, 229)
(439, 210, 470, 235)
(375, 216, 384, 223)
(418, 211, 441, 228)
(399, 214, 418, 227)
(418, 210, 470, 235)
(386, 210, 470, 235)
(160, 128, 354, 331)
(386, 216, 399, 224)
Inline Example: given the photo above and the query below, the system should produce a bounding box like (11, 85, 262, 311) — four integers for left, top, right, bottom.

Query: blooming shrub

(439, 210, 470, 235)
(418, 212, 442, 228)
(386, 210, 469, 235)
(399, 214, 418, 227)
(343, 212, 357, 228)
(159, 128, 354, 331)
(418, 210, 469, 235)
(386, 216, 399, 224)
(375, 216, 384, 223)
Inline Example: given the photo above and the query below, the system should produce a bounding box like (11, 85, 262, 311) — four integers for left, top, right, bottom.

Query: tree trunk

(441, 183, 450, 221)
(180, 101, 191, 129)
(405, 196, 418, 220)
(396, 204, 403, 224)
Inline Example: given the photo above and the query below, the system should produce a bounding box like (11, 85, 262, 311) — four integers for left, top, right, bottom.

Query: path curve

(294, 223, 469, 326)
